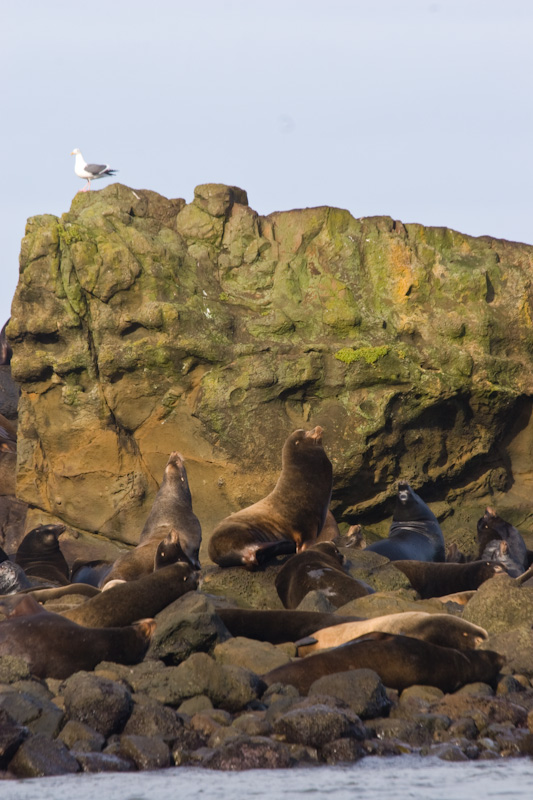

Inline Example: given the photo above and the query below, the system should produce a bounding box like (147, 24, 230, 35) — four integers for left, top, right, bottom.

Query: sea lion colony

(1, 427, 532, 774)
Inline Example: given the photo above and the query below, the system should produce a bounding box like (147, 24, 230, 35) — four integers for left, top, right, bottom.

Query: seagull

(71, 148, 118, 192)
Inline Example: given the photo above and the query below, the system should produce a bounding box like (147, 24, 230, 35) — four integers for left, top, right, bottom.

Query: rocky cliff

(7, 183, 533, 560)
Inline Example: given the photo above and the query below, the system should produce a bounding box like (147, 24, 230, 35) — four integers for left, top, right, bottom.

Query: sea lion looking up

(275, 541, 373, 609)
(0, 595, 155, 680)
(477, 507, 528, 577)
(208, 427, 333, 569)
(365, 482, 445, 562)
(15, 524, 70, 585)
(262, 632, 505, 694)
(102, 452, 202, 586)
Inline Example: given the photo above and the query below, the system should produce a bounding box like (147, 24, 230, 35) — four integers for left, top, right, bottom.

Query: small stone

(309, 669, 391, 720)
(321, 737, 366, 764)
(118, 734, 170, 770)
(58, 720, 105, 752)
(62, 672, 133, 737)
(0, 657, 31, 683)
(203, 735, 294, 770)
(8, 734, 80, 778)
(73, 751, 134, 773)
(178, 695, 214, 715)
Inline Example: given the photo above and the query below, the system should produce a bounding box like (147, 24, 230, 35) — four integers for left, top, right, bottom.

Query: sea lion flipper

(294, 635, 318, 648)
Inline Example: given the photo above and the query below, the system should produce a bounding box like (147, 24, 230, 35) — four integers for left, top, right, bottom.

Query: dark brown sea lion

(275, 542, 373, 609)
(295, 612, 489, 656)
(392, 559, 507, 598)
(102, 452, 202, 586)
(262, 632, 505, 694)
(0, 320, 12, 366)
(0, 413, 16, 453)
(365, 482, 445, 562)
(63, 561, 198, 627)
(216, 608, 364, 645)
(477, 507, 528, 577)
(15, 524, 70, 585)
(0, 595, 155, 680)
(208, 427, 333, 569)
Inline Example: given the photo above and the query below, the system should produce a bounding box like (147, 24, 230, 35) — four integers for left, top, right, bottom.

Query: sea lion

(15, 524, 70, 585)
(216, 608, 365, 644)
(102, 452, 202, 586)
(392, 559, 507, 598)
(63, 561, 198, 627)
(365, 482, 445, 562)
(275, 541, 373, 609)
(0, 320, 12, 366)
(0, 595, 155, 680)
(295, 611, 489, 656)
(0, 561, 32, 594)
(0, 413, 16, 453)
(208, 427, 333, 569)
(262, 632, 505, 694)
(71, 559, 113, 587)
(477, 507, 528, 576)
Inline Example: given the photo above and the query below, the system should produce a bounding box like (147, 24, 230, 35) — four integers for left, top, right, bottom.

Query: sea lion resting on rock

(15, 524, 70, 585)
(216, 608, 366, 644)
(262, 632, 505, 694)
(295, 611, 489, 656)
(477, 507, 528, 577)
(392, 559, 507, 598)
(102, 452, 202, 586)
(0, 595, 155, 680)
(275, 541, 374, 609)
(63, 561, 198, 628)
(365, 482, 445, 562)
(208, 427, 333, 569)
(0, 561, 32, 594)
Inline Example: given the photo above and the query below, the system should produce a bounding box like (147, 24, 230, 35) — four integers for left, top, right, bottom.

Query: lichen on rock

(8, 182, 533, 559)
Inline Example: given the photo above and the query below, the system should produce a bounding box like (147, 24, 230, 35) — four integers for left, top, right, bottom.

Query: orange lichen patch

(387, 240, 419, 302)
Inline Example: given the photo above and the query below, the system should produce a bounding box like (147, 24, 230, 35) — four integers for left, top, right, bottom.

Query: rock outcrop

(7, 183, 533, 558)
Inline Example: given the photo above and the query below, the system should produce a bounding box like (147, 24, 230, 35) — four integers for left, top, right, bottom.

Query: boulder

(8, 183, 533, 560)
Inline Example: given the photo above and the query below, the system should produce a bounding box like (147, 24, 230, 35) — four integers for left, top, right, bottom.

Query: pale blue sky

(2, 0, 532, 328)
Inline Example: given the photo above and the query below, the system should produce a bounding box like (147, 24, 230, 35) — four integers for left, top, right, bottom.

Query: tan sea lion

(0, 595, 155, 680)
(102, 452, 202, 586)
(63, 561, 198, 627)
(15, 524, 70, 585)
(208, 427, 333, 569)
(262, 632, 505, 694)
(295, 611, 489, 656)
(392, 559, 507, 598)
(275, 541, 373, 609)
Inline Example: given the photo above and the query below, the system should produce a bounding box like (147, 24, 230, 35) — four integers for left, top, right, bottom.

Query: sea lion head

(155, 528, 200, 571)
(18, 524, 67, 556)
(393, 481, 438, 524)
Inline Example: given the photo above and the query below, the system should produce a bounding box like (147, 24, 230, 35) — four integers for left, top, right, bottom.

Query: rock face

(7, 182, 533, 557)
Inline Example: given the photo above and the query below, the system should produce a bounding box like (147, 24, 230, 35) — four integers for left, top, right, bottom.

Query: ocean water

(2, 757, 533, 800)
